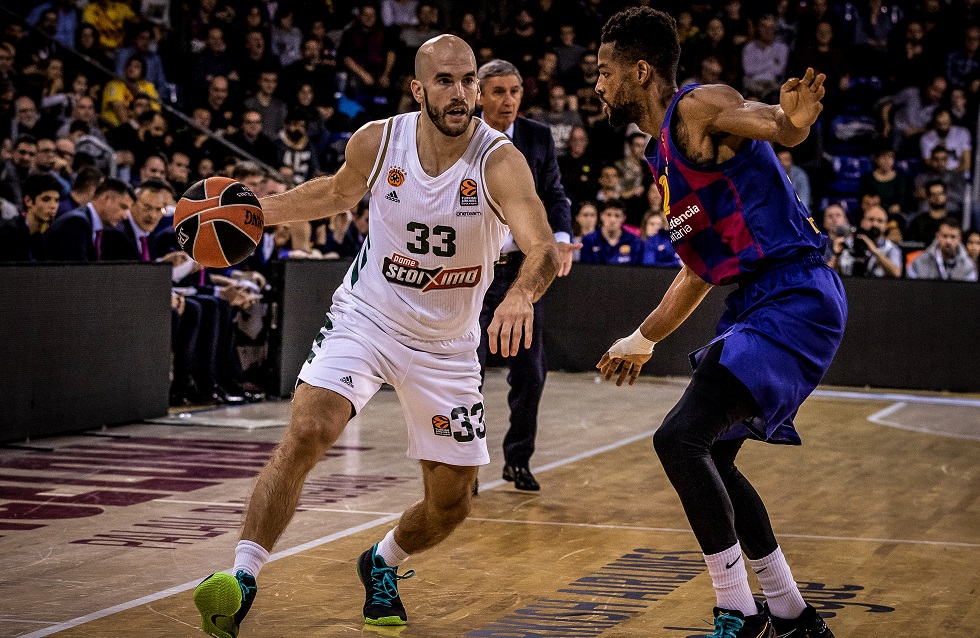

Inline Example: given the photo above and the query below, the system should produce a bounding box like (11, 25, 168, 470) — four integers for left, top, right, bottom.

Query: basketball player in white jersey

(193, 35, 560, 637)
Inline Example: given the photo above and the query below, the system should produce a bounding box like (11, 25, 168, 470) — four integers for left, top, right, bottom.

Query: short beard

(605, 84, 642, 127)
(422, 88, 473, 137)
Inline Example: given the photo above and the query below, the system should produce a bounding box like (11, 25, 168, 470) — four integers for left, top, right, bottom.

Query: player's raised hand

(488, 290, 534, 358)
(780, 67, 826, 129)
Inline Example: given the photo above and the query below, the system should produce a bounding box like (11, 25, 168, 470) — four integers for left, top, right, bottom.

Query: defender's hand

(780, 67, 826, 129)
(557, 241, 583, 277)
(488, 290, 534, 357)
(597, 349, 652, 387)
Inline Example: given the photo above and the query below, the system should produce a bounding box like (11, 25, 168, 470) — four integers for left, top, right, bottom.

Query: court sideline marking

(18, 389, 978, 637)
(867, 401, 980, 442)
(16, 427, 659, 638)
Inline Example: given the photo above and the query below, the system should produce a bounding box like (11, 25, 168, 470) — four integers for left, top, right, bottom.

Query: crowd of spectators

(3, 0, 980, 404)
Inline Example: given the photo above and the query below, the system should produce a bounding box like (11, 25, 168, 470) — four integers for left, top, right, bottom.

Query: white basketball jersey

(331, 112, 511, 354)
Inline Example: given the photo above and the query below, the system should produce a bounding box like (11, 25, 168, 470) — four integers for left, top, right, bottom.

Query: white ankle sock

(234, 540, 270, 578)
(747, 546, 806, 620)
(376, 529, 409, 567)
(703, 543, 757, 616)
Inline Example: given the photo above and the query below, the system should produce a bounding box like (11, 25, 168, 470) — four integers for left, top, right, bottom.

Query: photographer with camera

(832, 205, 903, 278)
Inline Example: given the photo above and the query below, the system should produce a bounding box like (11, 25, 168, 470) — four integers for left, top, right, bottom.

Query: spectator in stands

(137, 154, 167, 185)
(946, 24, 980, 90)
(201, 75, 238, 138)
(56, 95, 104, 141)
(33, 137, 72, 196)
(681, 55, 724, 87)
(193, 26, 240, 92)
(913, 146, 967, 215)
(400, 3, 441, 51)
(522, 51, 559, 113)
(338, 4, 397, 102)
(0, 42, 17, 98)
(74, 23, 112, 75)
(882, 75, 946, 154)
(822, 202, 851, 263)
(948, 87, 977, 130)
(226, 111, 279, 169)
(0, 135, 37, 207)
(282, 39, 336, 109)
(345, 196, 370, 251)
(494, 8, 543, 79)
(533, 85, 582, 158)
(908, 219, 978, 281)
(27, 0, 81, 49)
(554, 24, 586, 82)
(595, 164, 622, 203)
(244, 71, 288, 141)
(920, 108, 972, 175)
(572, 200, 597, 251)
(46, 178, 134, 261)
(683, 17, 739, 88)
(270, 7, 302, 68)
(559, 126, 597, 207)
(101, 55, 160, 128)
(239, 30, 280, 97)
(57, 164, 103, 216)
(791, 20, 848, 105)
(231, 160, 266, 197)
(10, 96, 46, 140)
(581, 200, 640, 265)
(639, 210, 680, 267)
(722, 0, 752, 46)
(908, 180, 954, 246)
(317, 210, 358, 258)
(0, 173, 60, 262)
(741, 15, 789, 101)
(861, 147, 907, 218)
(166, 150, 191, 195)
(115, 24, 168, 96)
(67, 120, 117, 177)
(834, 205, 903, 278)
(776, 146, 812, 213)
(965, 229, 980, 271)
(82, 0, 138, 51)
(275, 110, 319, 186)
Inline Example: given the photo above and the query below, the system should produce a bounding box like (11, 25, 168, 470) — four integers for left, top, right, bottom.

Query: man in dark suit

(46, 178, 134, 261)
(475, 59, 580, 491)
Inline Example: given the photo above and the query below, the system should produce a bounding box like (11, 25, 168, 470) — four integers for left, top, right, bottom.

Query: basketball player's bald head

(415, 34, 476, 81)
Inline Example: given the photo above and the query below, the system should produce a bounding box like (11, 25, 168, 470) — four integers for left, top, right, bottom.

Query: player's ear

(636, 60, 652, 86)
(410, 79, 424, 104)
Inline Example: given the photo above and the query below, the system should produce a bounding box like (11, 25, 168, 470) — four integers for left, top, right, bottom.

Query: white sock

(234, 540, 270, 578)
(748, 546, 806, 620)
(703, 543, 757, 616)
(376, 528, 409, 567)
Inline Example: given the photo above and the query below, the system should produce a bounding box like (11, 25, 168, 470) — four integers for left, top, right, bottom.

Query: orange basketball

(173, 177, 264, 268)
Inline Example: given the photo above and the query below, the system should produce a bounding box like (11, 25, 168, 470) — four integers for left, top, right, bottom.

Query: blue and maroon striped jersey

(645, 84, 825, 286)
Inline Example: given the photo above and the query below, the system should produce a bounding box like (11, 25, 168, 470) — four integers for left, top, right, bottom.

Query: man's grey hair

(477, 59, 522, 90)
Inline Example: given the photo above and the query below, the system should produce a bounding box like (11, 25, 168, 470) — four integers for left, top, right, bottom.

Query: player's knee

(429, 491, 471, 528)
(283, 414, 341, 464)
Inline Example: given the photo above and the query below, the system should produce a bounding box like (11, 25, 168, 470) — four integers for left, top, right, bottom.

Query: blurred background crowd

(2, 0, 979, 405)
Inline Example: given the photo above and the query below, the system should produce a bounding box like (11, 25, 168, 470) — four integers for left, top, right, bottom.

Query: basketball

(173, 176, 264, 268)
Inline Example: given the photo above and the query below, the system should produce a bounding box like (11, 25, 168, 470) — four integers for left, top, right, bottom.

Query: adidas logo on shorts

(385, 191, 400, 203)
(340, 376, 354, 388)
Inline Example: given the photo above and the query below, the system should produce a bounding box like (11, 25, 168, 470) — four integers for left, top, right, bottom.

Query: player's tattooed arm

(258, 120, 384, 225)
(484, 144, 560, 357)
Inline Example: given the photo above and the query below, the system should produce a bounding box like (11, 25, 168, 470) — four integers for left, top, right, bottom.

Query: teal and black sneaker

(193, 569, 257, 638)
(356, 544, 415, 625)
(708, 604, 775, 638)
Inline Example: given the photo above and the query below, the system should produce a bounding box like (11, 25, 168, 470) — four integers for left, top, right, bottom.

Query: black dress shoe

(502, 465, 540, 491)
(214, 386, 246, 404)
(169, 391, 191, 407)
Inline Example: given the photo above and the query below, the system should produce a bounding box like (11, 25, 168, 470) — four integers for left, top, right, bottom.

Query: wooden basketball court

(2, 372, 978, 637)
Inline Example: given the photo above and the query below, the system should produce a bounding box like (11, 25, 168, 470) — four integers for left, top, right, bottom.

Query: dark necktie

(140, 236, 150, 262)
(95, 229, 103, 261)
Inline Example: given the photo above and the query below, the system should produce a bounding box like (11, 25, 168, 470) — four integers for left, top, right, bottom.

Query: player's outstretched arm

(688, 68, 826, 148)
(258, 121, 384, 225)
(597, 265, 713, 386)
(485, 144, 560, 358)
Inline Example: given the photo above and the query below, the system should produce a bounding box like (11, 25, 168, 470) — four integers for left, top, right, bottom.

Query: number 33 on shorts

(431, 403, 485, 442)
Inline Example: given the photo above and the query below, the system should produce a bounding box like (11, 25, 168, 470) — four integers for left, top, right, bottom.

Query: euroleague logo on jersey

(383, 252, 482, 292)
(387, 166, 406, 188)
(431, 414, 452, 437)
(459, 178, 478, 206)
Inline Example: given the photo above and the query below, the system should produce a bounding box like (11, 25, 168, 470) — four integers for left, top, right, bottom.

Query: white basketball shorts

(297, 308, 490, 466)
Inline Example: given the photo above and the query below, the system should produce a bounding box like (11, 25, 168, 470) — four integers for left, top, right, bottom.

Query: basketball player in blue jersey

(193, 35, 560, 637)
(594, 8, 845, 638)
